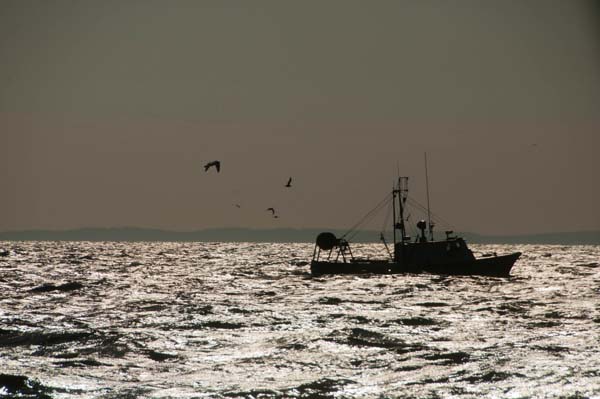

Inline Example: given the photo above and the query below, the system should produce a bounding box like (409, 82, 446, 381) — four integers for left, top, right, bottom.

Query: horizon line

(1, 226, 599, 245)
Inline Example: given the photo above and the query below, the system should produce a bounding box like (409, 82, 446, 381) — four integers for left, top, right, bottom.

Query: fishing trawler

(310, 176, 521, 277)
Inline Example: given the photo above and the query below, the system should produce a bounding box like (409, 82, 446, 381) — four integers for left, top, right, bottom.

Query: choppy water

(0, 241, 599, 398)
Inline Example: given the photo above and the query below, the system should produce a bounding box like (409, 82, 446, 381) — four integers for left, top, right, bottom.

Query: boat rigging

(310, 175, 521, 277)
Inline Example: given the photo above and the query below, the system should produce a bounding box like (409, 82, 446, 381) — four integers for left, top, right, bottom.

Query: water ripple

(0, 242, 599, 398)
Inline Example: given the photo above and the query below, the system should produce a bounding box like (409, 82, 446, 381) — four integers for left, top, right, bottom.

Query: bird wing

(204, 161, 220, 172)
(287, 177, 292, 185)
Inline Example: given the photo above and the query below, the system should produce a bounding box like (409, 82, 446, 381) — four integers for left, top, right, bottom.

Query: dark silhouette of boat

(311, 177, 521, 277)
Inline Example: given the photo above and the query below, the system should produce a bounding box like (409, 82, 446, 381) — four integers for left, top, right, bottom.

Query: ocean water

(0, 241, 599, 398)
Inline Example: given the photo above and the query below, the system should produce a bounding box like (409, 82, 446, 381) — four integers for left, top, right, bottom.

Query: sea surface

(0, 241, 599, 398)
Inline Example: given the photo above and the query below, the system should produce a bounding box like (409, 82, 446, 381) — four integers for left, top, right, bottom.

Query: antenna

(424, 152, 434, 241)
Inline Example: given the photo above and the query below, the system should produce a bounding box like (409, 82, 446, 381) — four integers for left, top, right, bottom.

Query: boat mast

(392, 180, 397, 246)
(397, 177, 408, 242)
(424, 152, 434, 241)
(392, 161, 401, 248)
(392, 176, 409, 262)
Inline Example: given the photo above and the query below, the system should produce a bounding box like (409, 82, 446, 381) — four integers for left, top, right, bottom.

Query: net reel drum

(312, 232, 353, 262)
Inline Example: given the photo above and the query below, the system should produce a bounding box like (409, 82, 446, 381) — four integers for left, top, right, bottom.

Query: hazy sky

(2, 1, 599, 235)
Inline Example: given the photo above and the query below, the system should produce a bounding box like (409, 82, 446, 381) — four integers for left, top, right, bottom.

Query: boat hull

(311, 252, 521, 278)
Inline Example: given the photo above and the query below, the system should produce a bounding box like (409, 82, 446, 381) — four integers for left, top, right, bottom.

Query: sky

(1, 0, 599, 235)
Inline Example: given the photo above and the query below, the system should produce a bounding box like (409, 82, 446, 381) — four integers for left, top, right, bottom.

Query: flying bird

(266, 207, 276, 215)
(204, 160, 220, 172)
(285, 177, 292, 187)
(234, 204, 241, 208)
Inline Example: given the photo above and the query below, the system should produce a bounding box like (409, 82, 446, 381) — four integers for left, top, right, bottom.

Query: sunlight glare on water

(0, 241, 599, 398)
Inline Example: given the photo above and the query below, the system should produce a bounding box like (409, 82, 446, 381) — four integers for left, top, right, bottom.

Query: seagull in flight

(204, 160, 220, 173)
(285, 177, 292, 188)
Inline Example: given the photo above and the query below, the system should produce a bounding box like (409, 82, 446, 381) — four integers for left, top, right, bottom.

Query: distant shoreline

(0, 228, 599, 245)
